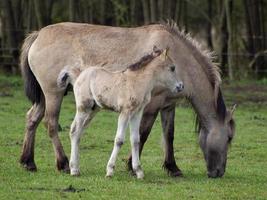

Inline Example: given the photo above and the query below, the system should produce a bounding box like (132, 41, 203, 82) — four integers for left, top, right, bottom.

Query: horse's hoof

(20, 158, 37, 172)
(57, 156, 70, 173)
(70, 169, 80, 176)
(163, 161, 183, 177)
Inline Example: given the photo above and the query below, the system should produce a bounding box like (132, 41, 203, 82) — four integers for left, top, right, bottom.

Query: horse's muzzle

(175, 81, 184, 92)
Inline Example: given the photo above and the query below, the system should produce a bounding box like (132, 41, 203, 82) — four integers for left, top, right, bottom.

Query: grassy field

(0, 75, 266, 200)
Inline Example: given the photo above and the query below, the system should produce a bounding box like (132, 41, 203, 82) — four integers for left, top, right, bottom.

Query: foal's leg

(106, 113, 129, 177)
(160, 104, 182, 177)
(129, 110, 144, 179)
(44, 92, 69, 172)
(127, 104, 160, 172)
(20, 98, 45, 171)
(69, 107, 97, 176)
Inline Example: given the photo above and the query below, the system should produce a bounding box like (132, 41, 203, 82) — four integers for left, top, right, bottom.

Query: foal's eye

(170, 65, 175, 72)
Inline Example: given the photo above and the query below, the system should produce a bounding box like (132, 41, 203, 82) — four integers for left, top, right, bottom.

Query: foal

(57, 47, 184, 179)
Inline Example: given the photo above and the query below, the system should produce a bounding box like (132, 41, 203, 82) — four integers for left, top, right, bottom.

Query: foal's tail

(20, 31, 43, 104)
(57, 67, 81, 89)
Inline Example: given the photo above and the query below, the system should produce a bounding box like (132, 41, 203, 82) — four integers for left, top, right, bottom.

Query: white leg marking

(129, 110, 144, 179)
(106, 113, 129, 177)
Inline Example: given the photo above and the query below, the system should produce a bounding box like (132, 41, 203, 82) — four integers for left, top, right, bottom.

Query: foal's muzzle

(175, 81, 184, 93)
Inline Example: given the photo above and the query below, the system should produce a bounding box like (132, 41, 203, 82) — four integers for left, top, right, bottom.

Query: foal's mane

(127, 49, 162, 71)
(161, 21, 227, 125)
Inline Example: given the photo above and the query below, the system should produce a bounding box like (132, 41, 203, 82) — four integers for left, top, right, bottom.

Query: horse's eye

(170, 65, 175, 72)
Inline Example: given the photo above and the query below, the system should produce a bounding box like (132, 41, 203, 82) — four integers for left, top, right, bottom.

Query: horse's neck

(190, 84, 218, 130)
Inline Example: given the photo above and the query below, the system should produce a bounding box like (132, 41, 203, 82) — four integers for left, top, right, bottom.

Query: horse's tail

(57, 67, 81, 89)
(20, 31, 43, 104)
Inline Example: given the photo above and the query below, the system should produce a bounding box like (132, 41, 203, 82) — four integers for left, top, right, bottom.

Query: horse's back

(28, 22, 172, 94)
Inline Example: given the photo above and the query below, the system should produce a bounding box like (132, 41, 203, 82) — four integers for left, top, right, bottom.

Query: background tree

(0, 0, 266, 79)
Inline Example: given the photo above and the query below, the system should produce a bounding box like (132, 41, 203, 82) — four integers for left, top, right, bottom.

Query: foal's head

(128, 46, 184, 93)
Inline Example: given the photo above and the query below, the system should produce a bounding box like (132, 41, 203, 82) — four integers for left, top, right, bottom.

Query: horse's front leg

(129, 110, 144, 179)
(160, 104, 182, 177)
(106, 113, 129, 177)
(69, 107, 97, 176)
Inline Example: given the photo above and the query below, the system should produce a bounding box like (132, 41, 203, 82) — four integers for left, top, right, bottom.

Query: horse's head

(199, 104, 236, 178)
(151, 46, 184, 93)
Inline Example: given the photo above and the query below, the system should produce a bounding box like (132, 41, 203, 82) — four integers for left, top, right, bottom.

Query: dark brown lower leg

(20, 99, 45, 171)
(160, 104, 182, 177)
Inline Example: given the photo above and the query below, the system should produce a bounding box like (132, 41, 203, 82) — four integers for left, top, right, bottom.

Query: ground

(0, 75, 266, 199)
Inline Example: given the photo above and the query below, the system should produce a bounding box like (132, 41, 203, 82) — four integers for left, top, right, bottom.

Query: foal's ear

(152, 45, 162, 56)
(160, 47, 169, 60)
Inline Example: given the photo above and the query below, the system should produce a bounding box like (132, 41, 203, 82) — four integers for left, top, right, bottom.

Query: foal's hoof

(136, 170, 144, 179)
(105, 173, 113, 178)
(106, 167, 115, 178)
(163, 161, 183, 177)
(57, 156, 70, 173)
(70, 169, 80, 176)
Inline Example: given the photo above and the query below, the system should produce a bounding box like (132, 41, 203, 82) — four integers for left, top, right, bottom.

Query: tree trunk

(157, 0, 164, 20)
(142, 0, 150, 24)
(99, 0, 106, 24)
(220, 2, 228, 76)
(34, 0, 54, 28)
(243, 0, 266, 78)
(150, 0, 156, 22)
(207, 0, 213, 49)
(174, 0, 183, 26)
(130, 0, 136, 25)
(0, 0, 19, 74)
(225, 0, 234, 80)
(69, 0, 80, 22)
(183, 0, 188, 32)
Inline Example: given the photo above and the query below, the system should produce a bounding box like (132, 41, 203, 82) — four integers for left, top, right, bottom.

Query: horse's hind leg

(44, 92, 69, 172)
(20, 98, 45, 171)
(160, 104, 182, 177)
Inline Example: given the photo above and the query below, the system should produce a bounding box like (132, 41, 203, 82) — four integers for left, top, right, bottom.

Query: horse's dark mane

(216, 89, 227, 121)
(160, 21, 221, 90)
(159, 21, 227, 130)
(127, 49, 162, 71)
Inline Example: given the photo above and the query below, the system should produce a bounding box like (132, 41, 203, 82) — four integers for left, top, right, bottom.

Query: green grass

(0, 75, 266, 199)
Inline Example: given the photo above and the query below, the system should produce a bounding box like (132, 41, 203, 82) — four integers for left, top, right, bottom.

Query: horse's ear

(230, 104, 237, 117)
(226, 104, 237, 123)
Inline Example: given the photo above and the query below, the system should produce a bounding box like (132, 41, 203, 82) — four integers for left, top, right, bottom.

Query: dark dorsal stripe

(127, 49, 162, 71)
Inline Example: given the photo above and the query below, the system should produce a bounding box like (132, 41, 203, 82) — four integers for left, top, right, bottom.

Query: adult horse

(20, 22, 235, 178)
